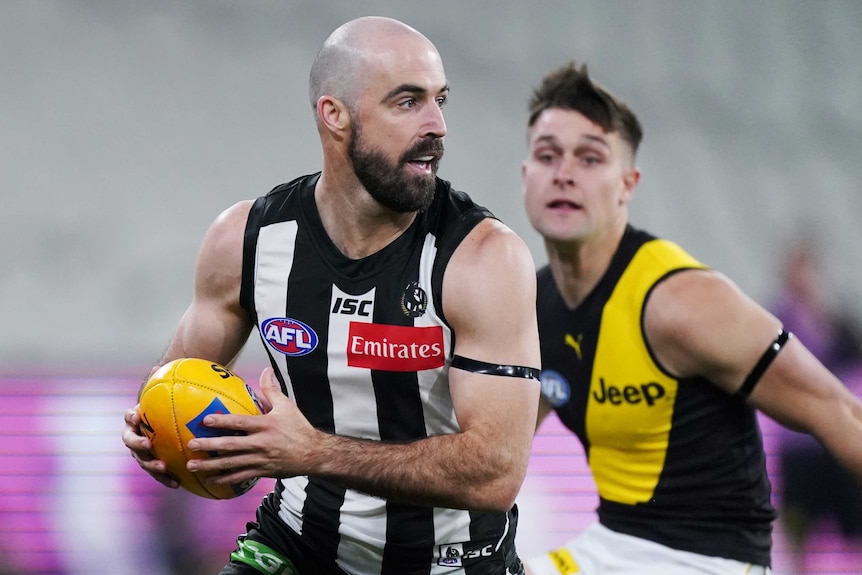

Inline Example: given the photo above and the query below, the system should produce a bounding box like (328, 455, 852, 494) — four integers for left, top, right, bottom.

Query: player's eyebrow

(531, 133, 611, 153)
(581, 133, 611, 149)
(533, 134, 561, 146)
(382, 83, 450, 103)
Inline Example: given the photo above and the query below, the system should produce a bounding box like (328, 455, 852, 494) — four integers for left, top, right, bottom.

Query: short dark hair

(528, 61, 643, 156)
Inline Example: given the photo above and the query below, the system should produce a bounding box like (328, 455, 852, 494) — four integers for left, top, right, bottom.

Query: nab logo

(438, 544, 463, 567)
(262, 317, 318, 357)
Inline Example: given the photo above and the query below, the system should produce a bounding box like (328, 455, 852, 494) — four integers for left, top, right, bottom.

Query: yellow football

(138, 358, 262, 499)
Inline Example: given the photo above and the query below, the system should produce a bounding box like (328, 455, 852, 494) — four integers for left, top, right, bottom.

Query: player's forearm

(817, 395, 862, 487)
(307, 430, 527, 512)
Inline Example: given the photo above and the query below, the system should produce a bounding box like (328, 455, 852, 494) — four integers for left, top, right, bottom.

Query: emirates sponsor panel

(347, 322, 445, 371)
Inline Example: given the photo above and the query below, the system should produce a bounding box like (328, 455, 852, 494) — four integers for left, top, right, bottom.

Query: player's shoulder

(653, 267, 734, 302)
(216, 199, 255, 227)
(203, 200, 255, 246)
(463, 218, 533, 266)
(442, 221, 536, 311)
(621, 226, 711, 296)
(647, 267, 746, 344)
(196, 200, 256, 268)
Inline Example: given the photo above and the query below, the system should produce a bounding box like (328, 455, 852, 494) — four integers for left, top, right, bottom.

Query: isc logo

(331, 297, 372, 316)
(261, 317, 318, 357)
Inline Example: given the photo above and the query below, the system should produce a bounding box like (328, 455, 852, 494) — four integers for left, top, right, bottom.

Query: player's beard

(348, 123, 443, 213)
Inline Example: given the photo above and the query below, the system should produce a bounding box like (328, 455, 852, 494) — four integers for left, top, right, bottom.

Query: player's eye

(533, 149, 558, 164)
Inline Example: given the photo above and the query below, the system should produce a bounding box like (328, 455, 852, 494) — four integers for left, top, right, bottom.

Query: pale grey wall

(2, 1, 861, 374)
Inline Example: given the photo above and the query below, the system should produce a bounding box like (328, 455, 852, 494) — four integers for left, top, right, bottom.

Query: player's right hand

(122, 403, 180, 489)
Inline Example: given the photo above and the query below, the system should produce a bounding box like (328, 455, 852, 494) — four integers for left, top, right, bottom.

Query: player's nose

(421, 101, 446, 139)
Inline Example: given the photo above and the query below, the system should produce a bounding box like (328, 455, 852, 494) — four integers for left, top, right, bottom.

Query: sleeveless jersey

(238, 173, 520, 575)
(536, 225, 776, 567)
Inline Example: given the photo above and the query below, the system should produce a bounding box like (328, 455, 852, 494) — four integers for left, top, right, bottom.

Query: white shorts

(524, 523, 770, 575)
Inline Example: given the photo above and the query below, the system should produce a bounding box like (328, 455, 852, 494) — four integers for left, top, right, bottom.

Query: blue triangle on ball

(186, 397, 244, 439)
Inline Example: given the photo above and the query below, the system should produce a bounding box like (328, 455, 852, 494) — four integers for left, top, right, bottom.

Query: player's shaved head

(308, 16, 436, 115)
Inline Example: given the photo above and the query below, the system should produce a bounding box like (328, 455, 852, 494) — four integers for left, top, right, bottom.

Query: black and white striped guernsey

(237, 173, 521, 575)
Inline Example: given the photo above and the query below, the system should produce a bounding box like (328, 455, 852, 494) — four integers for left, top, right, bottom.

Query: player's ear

(317, 95, 351, 135)
(620, 166, 640, 205)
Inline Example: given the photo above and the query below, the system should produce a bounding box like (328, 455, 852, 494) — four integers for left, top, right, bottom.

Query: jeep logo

(592, 378, 666, 406)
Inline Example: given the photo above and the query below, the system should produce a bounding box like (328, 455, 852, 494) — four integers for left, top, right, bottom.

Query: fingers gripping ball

(138, 358, 262, 499)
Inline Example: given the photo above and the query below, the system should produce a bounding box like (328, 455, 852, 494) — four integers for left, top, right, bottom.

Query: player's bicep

(443, 220, 541, 369)
(162, 201, 254, 366)
(443, 220, 541, 433)
(645, 269, 783, 394)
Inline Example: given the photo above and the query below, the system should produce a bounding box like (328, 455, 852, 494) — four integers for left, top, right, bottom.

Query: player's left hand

(122, 403, 180, 489)
(186, 367, 322, 484)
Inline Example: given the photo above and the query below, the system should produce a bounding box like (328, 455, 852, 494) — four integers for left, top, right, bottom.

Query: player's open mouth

(409, 156, 436, 173)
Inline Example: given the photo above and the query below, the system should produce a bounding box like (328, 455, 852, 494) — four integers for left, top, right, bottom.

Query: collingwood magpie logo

(400, 281, 428, 317)
(436, 542, 494, 567)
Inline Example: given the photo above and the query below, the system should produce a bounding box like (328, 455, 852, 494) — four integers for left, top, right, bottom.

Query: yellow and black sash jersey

(537, 225, 776, 567)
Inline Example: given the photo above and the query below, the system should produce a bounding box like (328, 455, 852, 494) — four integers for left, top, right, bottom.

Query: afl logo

(400, 281, 428, 318)
(261, 317, 318, 357)
(540, 370, 571, 408)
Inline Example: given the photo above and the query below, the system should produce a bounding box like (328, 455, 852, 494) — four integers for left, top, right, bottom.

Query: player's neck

(545, 226, 624, 309)
(315, 173, 417, 260)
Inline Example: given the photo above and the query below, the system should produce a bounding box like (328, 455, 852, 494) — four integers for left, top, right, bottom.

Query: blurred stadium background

(1, 1, 860, 573)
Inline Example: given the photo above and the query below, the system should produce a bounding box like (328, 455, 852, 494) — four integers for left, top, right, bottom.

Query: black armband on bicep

(735, 329, 792, 400)
(450, 355, 540, 380)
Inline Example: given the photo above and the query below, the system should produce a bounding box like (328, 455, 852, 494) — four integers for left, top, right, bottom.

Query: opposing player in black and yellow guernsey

(521, 61, 862, 575)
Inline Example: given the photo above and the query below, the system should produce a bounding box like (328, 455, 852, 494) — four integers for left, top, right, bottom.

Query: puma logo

(564, 333, 583, 360)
